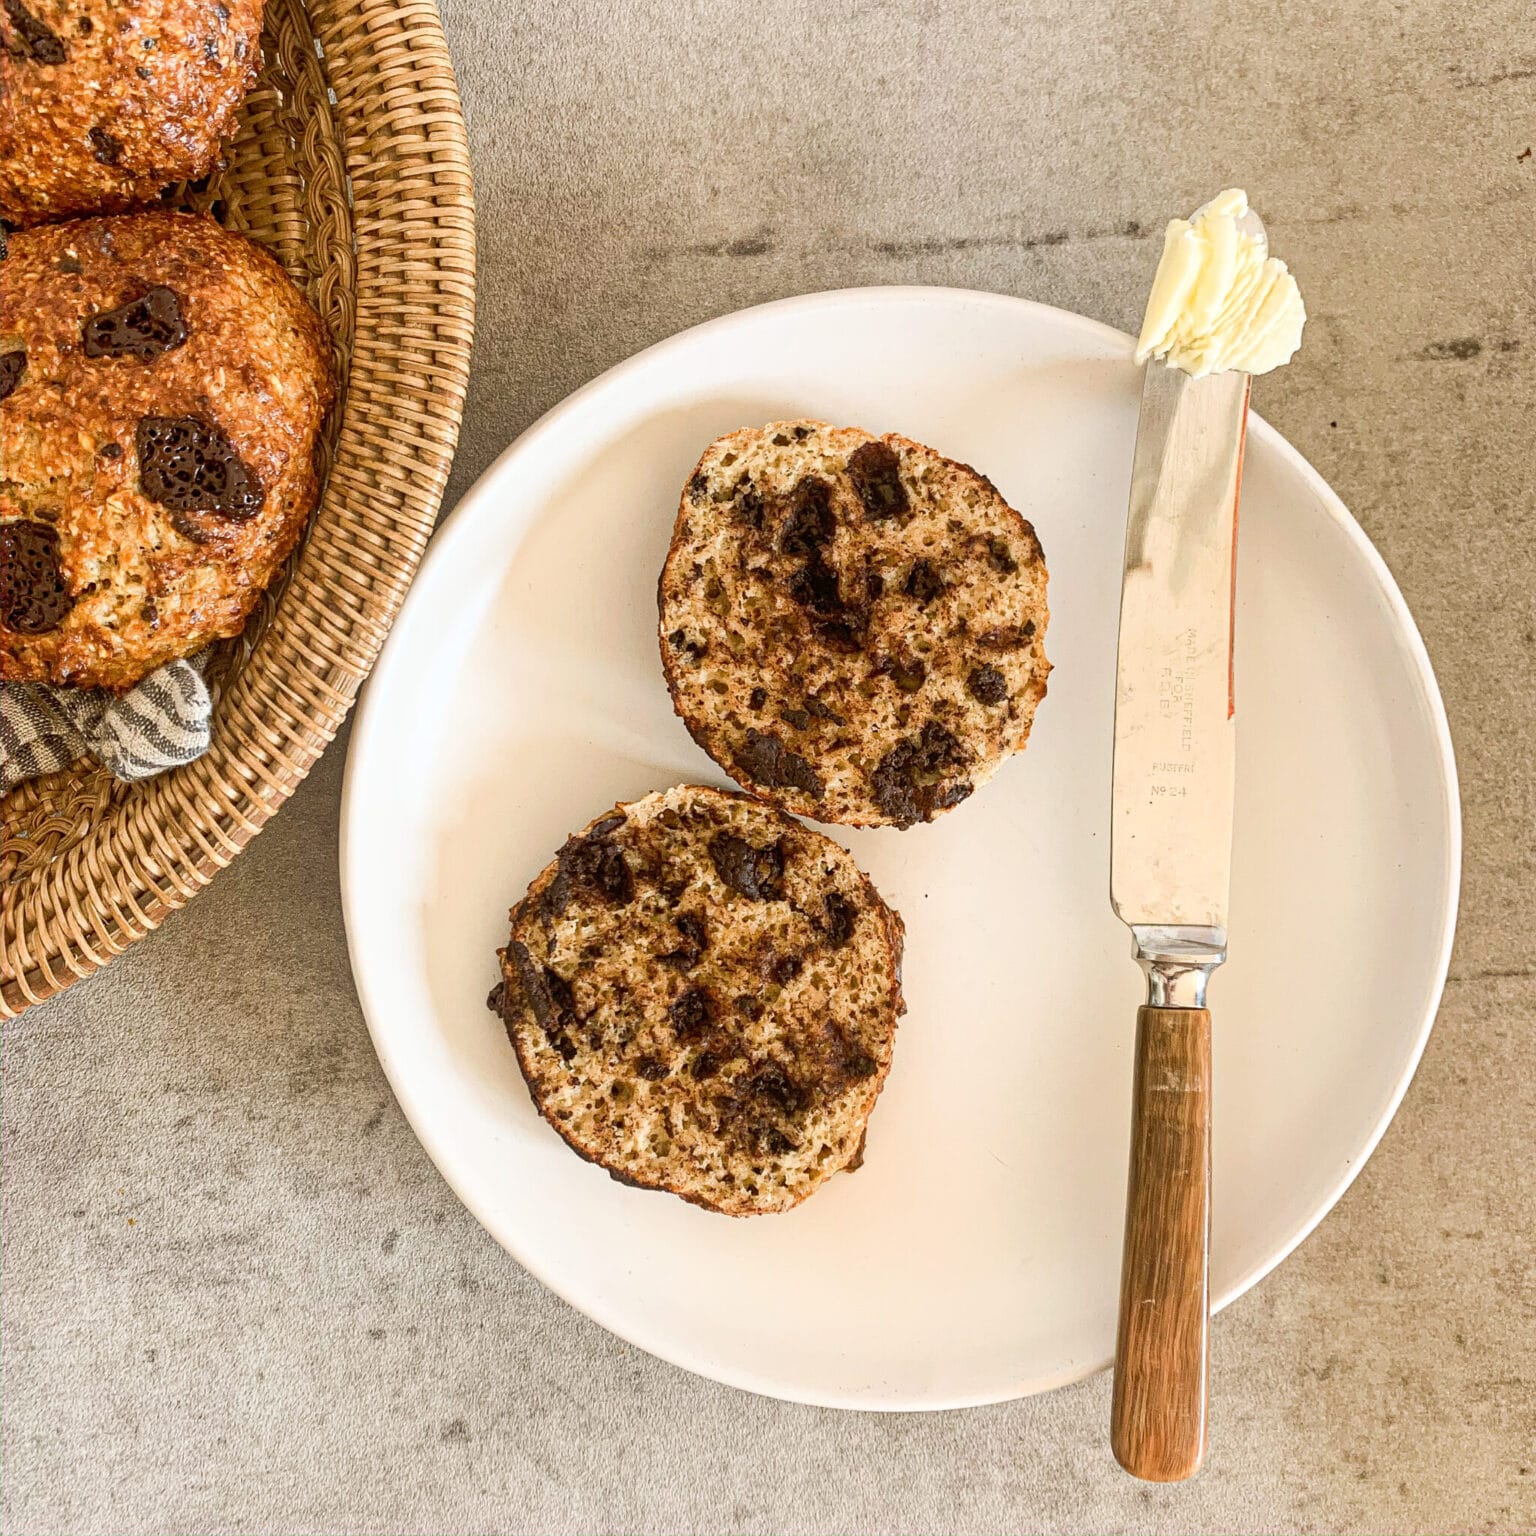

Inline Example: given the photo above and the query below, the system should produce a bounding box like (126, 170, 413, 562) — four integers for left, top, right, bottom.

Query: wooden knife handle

(1111, 1004, 1212, 1482)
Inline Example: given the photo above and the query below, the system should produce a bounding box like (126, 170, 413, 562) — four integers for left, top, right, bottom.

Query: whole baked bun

(0, 211, 332, 690)
(490, 785, 906, 1217)
(0, 0, 264, 227)
(659, 421, 1051, 828)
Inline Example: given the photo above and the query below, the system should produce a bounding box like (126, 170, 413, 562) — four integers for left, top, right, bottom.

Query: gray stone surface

(4, 1, 1533, 1531)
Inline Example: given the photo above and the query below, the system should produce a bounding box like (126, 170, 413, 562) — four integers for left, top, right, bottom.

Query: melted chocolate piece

(967, 663, 1008, 705)
(778, 476, 834, 556)
(822, 892, 857, 948)
(546, 826, 634, 912)
(659, 912, 708, 970)
(776, 474, 870, 650)
(746, 1064, 804, 1115)
(83, 287, 187, 359)
(669, 985, 715, 1043)
(0, 348, 25, 401)
(846, 440, 908, 521)
(88, 127, 123, 165)
(904, 558, 944, 604)
(0, 520, 72, 633)
(976, 622, 1034, 650)
(708, 831, 786, 901)
(3, 0, 66, 63)
(506, 943, 578, 1062)
(136, 415, 263, 519)
(870, 719, 971, 827)
(732, 728, 825, 800)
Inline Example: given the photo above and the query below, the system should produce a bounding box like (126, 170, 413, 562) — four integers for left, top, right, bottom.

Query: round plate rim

(340, 285, 1462, 1410)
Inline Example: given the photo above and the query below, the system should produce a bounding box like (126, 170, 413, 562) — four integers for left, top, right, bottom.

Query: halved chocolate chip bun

(490, 785, 905, 1216)
(0, 211, 332, 690)
(658, 422, 1051, 828)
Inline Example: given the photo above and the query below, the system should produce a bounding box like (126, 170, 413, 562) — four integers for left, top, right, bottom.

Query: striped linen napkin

(0, 657, 212, 794)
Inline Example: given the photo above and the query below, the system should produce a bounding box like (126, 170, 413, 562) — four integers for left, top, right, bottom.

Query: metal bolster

(1130, 924, 1228, 1009)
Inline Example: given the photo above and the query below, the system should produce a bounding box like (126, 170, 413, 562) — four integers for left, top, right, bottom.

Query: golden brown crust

(0, 210, 332, 689)
(492, 786, 906, 1217)
(0, 0, 264, 227)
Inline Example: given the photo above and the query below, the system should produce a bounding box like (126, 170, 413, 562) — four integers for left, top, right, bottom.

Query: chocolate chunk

(747, 1064, 803, 1114)
(83, 286, 187, 359)
(976, 621, 1033, 650)
(486, 980, 506, 1015)
(0, 520, 72, 633)
(708, 831, 786, 901)
(691, 1049, 723, 1081)
(778, 476, 834, 556)
(0, 348, 25, 401)
(786, 548, 842, 616)
(823, 892, 857, 948)
(878, 655, 927, 693)
(769, 952, 804, 985)
(3, 0, 66, 63)
(136, 415, 263, 519)
(669, 985, 715, 1043)
(507, 942, 577, 1062)
(660, 911, 708, 970)
(98, 440, 122, 459)
(88, 127, 123, 165)
(748, 686, 767, 711)
(870, 719, 970, 827)
(732, 729, 825, 800)
(986, 536, 1018, 574)
(967, 663, 1008, 705)
(864, 567, 884, 601)
(589, 813, 627, 837)
(543, 967, 578, 1018)
(846, 440, 908, 521)
(842, 1048, 878, 1080)
(804, 693, 846, 725)
(732, 475, 767, 531)
(812, 613, 866, 653)
(780, 706, 810, 729)
(554, 827, 634, 906)
(904, 558, 944, 604)
(634, 1057, 669, 1081)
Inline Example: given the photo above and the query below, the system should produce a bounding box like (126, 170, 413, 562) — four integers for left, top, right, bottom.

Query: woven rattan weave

(1, 0, 476, 1014)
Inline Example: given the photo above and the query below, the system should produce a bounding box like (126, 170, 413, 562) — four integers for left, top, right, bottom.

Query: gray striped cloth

(1, 658, 212, 794)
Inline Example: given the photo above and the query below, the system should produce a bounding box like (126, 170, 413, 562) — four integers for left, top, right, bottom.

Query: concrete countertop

(5, 2, 1533, 1531)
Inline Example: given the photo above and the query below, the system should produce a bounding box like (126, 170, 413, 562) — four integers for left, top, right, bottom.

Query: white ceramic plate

(341, 288, 1459, 1410)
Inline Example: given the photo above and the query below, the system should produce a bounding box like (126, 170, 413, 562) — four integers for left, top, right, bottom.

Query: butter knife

(1108, 354, 1251, 1482)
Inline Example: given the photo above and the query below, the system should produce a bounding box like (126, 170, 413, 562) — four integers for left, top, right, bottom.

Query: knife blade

(1111, 361, 1248, 938)
(1107, 356, 1250, 1485)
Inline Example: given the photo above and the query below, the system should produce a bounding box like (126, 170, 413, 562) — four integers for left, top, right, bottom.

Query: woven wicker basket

(0, 0, 475, 1015)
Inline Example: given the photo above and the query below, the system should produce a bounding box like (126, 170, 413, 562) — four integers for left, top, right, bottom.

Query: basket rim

(1, 0, 477, 1016)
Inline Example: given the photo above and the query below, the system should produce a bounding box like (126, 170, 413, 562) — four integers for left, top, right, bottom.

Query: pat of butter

(1135, 189, 1305, 378)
